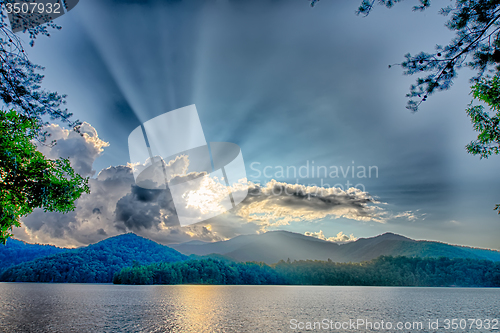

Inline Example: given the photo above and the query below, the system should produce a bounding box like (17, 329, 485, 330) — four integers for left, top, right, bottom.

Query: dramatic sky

(11, 0, 500, 250)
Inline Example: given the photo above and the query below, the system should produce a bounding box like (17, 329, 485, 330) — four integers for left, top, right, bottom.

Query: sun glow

(182, 176, 228, 214)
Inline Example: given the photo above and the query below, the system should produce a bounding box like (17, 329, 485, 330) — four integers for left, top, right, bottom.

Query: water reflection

(170, 285, 225, 332)
(0, 284, 499, 333)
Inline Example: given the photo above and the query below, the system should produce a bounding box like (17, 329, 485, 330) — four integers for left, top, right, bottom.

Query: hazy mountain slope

(339, 240, 409, 262)
(170, 233, 263, 256)
(224, 231, 341, 263)
(0, 233, 188, 283)
(459, 245, 500, 261)
(172, 231, 343, 263)
(171, 231, 500, 264)
(0, 238, 69, 273)
(387, 241, 487, 260)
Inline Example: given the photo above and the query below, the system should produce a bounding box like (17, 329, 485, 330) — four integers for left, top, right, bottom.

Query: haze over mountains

(170, 231, 500, 264)
(1, 231, 499, 283)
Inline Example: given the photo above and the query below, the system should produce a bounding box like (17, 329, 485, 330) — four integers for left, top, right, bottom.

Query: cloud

(13, 124, 418, 247)
(235, 180, 387, 226)
(36, 122, 109, 177)
(199, 213, 264, 240)
(14, 163, 228, 247)
(14, 169, 418, 247)
(304, 230, 357, 243)
(390, 211, 419, 221)
(17, 165, 135, 247)
(114, 185, 178, 231)
(13, 152, 243, 246)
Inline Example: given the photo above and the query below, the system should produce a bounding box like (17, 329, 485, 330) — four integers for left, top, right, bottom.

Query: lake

(0, 284, 498, 332)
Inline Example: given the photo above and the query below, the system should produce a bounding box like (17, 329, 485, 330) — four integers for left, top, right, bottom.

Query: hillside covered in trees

(0, 239, 69, 273)
(0, 234, 187, 283)
(2, 233, 500, 286)
(113, 256, 500, 287)
(113, 259, 282, 285)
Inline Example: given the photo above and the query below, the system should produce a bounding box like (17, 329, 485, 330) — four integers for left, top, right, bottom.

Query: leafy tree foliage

(311, 0, 500, 161)
(464, 75, 500, 213)
(352, 0, 500, 111)
(0, 234, 188, 283)
(0, 5, 88, 242)
(0, 0, 76, 128)
(0, 109, 89, 244)
(466, 74, 500, 158)
(309, 0, 500, 212)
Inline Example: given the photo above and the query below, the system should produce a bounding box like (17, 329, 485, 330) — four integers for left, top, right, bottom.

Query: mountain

(171, 231, 335, 262)
(0, 238, 69, 273)
(0, 233, 188, 283)
(3, 231, 499, 283)
(171, 231, 500, 264)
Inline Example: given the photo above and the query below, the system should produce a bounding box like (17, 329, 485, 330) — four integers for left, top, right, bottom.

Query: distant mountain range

(1, 231, 499, 283)
(170, 231, 500, 264)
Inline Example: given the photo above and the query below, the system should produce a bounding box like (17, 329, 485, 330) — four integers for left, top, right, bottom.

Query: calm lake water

(0, 284, 498, 332)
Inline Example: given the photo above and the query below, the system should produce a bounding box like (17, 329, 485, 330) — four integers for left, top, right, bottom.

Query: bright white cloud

(391, 211, 418, 221)
(36, 122, 109, 177)
(304, 230, 357, 243)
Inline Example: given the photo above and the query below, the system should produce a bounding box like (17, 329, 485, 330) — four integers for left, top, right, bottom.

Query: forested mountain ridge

(2, 231, 500, 284)
(0, 233, 187, 283)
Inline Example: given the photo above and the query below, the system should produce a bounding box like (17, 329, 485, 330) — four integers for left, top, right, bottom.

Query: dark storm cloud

(114, 186, 180, 231)
(131, 186, 164, 203)
(115, 195, 161, 230)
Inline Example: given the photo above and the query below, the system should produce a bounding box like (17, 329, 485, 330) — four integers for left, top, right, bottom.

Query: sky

(10, 0, 500, 250)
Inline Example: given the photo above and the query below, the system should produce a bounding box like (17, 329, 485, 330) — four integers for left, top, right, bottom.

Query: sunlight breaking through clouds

(304, 230, 357, 243)
(14, 123, 421, 247)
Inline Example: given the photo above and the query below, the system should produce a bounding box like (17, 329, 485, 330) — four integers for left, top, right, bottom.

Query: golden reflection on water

(157, 285, 227, 333)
